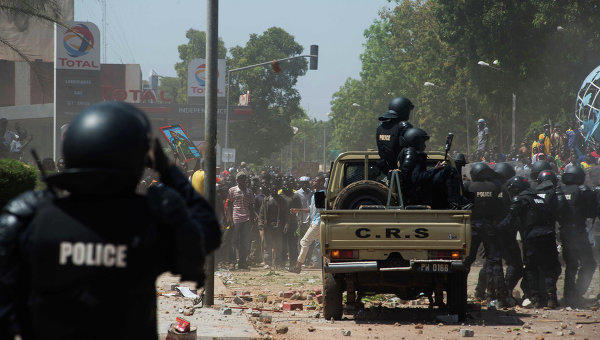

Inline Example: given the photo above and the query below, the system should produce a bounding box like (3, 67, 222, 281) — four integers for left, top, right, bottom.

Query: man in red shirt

(227, 172, 255, 269)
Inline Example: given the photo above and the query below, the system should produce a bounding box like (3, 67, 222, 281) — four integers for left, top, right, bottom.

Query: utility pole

(202, 0, 218, 308)
(323, 123, 326, 172)
(512, 93, 516, 149)
(464, 97, 470, 158)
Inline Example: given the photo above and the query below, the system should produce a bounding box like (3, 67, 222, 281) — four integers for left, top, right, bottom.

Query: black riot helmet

(379, 96, 414, 121)
(470, 162, 496, 181)
(530, 160, 552, 180)
(63, 102, 151, 171)
(506, 176, 530, 196)
(453, 153, 467, 167)
(403, 127, 429, 151)
(494, 162, 516, 182)
(561, 165, 586, 185)
(537, 170, 558, 185)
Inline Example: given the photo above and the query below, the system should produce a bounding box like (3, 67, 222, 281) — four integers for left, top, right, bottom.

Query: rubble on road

(459, 329, 474, 337)
(220, 307, 232, 315)
(275, 325, 289, 334)
(342, 330, 351, 336)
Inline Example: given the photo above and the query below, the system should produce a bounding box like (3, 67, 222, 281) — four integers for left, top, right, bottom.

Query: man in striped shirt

(227, 172, 255, 269)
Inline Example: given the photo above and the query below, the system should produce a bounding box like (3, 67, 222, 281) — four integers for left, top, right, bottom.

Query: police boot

(546, 292, 558, 309)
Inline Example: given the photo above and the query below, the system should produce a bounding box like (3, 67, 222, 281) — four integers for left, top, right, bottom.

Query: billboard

(54, 21, 101, 160)
(55, 22, 101, 70)
(187, 58, 226, 97)
(159, 124, 202, 162)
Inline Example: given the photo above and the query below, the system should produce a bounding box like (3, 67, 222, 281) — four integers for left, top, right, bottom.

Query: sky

(74, 0, 392, 120)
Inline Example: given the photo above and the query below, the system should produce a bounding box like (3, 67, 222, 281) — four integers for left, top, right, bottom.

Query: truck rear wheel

(447, 272, 467, 320)
(323, 273, 343, 320)
(332, 180, 394, 209)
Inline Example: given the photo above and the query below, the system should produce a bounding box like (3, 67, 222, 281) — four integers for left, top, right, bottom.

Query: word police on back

(59, 242, 127, 268)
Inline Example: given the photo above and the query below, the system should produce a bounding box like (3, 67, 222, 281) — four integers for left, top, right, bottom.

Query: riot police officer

(497, 176, 560, 308)
(399, 128, 466, 208)
(559, 165, 597, 307)
(533, 170, 565, 308)
(529, 160, 553, 189)
(0, 102, 221, 339)
(376, 97, 414, 173)
(463, 162, 508, 303)
(492, 162, 523, 304)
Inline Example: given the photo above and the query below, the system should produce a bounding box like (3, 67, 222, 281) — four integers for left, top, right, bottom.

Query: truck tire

(323, 273, 343, 320)
(332, 180, 394, 209)
(447, 272, 467, 320)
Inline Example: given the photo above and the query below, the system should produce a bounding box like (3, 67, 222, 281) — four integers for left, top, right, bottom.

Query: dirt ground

(157, 264, 600, 339)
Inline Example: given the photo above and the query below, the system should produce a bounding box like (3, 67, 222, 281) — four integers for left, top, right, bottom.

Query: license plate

(417, 262, 450, 273)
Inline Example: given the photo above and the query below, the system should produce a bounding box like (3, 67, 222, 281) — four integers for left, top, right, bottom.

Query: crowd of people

(475, 118, 600, 172)
(212, 164, 327, 273)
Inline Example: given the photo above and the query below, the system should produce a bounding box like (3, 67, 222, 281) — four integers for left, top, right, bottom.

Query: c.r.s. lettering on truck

(354, 227, 429, 239)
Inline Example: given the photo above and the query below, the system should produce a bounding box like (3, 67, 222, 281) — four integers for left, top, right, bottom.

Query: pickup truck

(316, 150, 471, 320)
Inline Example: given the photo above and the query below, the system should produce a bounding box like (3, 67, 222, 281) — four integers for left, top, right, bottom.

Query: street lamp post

(477, 60, 516, 150)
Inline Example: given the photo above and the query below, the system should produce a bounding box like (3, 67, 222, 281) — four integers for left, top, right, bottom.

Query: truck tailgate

(321, 209, 470, 252)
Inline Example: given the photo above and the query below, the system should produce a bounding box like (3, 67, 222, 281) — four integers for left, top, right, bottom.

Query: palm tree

(0, 0, 65, 63)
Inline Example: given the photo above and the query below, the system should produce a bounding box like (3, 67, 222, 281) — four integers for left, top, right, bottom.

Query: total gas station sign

(187, 58, 226, 97)
(55, 21, 101, 70)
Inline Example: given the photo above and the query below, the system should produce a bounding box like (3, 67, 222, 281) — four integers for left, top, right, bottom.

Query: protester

(227, 172, 256, 269)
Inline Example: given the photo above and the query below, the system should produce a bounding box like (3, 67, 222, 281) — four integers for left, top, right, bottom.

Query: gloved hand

(148, 138, 172, 179)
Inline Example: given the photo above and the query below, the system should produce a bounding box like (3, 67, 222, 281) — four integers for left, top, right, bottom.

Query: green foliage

(173, 29, 227, 103)
(227, 27, 308, 162)
(330, 0, 600, 155)
(158, 76, 181, 104)
(0, 159, 37, 208)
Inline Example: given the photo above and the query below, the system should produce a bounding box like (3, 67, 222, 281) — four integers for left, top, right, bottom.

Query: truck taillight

(330, 249, 358, 259)
(429, 250, 461, 260)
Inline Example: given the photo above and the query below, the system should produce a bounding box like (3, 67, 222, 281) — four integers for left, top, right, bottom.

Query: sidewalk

(157, 273, 260, 339)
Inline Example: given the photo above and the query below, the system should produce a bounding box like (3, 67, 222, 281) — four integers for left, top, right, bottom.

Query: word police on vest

(59, 242, 127, 268)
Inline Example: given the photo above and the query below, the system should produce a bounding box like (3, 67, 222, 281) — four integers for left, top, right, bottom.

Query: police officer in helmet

(529, 160, 553, 189)
(533, 169, 565, 308)
(497, 176, 560, 308)
(0, 102, 221, 339)
(399, 127, 466, 208)
(463, 162, 509, 304)
(376, 96, 414, 174)
(559, 165, 597, 307)
(492, 162, 523, 305)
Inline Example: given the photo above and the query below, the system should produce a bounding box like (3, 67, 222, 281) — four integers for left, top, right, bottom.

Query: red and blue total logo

(194, 64, 207, 86)
(63, 24, 94, 58)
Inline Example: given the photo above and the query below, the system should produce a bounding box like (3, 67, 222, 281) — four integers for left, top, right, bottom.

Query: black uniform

(400, 147, 463, 208)
(0, 102, 221, 339)
(559, 184, 597, 304)
(497, 188, 560, 307)
(376, 119, 413, 173)
(464, 180, 507, 299)
(0, 166, 220, 339)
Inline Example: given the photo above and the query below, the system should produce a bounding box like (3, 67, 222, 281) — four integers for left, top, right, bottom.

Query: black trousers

(500, 231, 524, 292)
(523, 234, 561, 300)
(562, 231, 597, 300)
(465, 221, 506, 298)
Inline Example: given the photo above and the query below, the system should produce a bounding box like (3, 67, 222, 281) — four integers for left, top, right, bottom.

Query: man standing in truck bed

(376, 97, 414, 175)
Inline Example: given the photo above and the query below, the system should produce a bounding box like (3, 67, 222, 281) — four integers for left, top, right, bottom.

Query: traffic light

(310, 45, 318, 70)
(271, 60, 281, 73)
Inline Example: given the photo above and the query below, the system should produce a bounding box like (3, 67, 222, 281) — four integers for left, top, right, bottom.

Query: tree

(173, 29, 227, 103)
(158, 76, 180, 104)
(227, 27, 308, 162)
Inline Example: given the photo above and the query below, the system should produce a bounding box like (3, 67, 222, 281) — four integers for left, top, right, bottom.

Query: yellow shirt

(191, 170, 205, 196)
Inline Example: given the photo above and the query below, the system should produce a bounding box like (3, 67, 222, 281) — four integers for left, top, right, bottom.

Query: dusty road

(157, 265, 600, 339)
